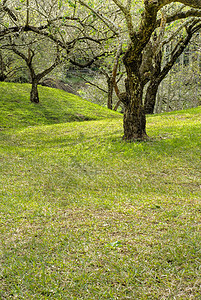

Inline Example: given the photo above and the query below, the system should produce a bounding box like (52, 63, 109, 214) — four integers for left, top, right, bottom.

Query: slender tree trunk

(107, 77, 113, 109)
(144, 49, 162, 114)
(114, 99, 121, 111)
(0, 51, 6, 81)
(30, 79, 39, 103)
(106, 42, 122, 110)
(144, 80, 160, 114)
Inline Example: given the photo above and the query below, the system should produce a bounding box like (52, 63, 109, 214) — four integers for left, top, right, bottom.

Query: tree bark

(30, 79, 39, 103)
(107, 77, 113, 109)
(144, 49, 162, 114)
(122, 54, 147, 140)
(144, 80, 159, 114)
(123, 103, 147, 140)
(0, 51, 6, 81)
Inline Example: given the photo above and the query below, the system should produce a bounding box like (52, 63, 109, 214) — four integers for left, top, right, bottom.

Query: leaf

(110, 241, 122, 248)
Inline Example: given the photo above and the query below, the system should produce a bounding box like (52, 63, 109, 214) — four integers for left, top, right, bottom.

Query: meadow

(0, 83, 200, 299)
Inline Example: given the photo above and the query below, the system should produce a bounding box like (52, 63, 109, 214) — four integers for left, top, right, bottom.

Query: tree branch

(1, 2, 17, 22)
(112, 0, 135, 39)
(78, 0, 120, 35)
(76, 74, 108, 93)
(158, 0, 201, 9)
(156, 8, 201, 26)
(158, 21, 201, 83)
(69, 51, 111, 68)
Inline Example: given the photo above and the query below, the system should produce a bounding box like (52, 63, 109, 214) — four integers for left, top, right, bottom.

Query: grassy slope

(0, 83, 201, 299)
(0, 82, 121, 129)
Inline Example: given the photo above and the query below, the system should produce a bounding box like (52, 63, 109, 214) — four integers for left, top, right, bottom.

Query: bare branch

(1, 2, 17, 22)
(161, 19, 193, 47)
(159, 20, 201, 83)
(78, 0, 120, 35)
(112, 0, 135, 40)
(76, 74, 107, 93)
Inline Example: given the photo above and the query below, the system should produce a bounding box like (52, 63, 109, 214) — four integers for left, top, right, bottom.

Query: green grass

(0, 82, 121, 129)
(0, 84, 201, 299)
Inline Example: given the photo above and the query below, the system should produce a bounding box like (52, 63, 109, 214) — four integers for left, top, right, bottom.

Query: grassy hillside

(0, 83, 201, 299)
(0, 82, 121, 129)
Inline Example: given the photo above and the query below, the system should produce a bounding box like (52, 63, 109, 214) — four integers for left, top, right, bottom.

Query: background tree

(75, 41, 125, 110)
(155, 35, 201, 112)
(9, 34, 62, 103)
(143, 19, 201, 114)
(0, 0, 115, 102)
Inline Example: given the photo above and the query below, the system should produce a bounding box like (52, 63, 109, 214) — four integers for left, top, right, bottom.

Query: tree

(78, 0, 201, 140)
(9, 34, 62, 103)
(0, 0, 114, 102)
(87, 42, 124, 110)
(144, 20, 201, 114)
(112, 0, 201, 140)
(0, 1, 64, 102)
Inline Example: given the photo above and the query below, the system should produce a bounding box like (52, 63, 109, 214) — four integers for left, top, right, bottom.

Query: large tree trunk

(123, 102, 147, 140)
(30, 79, 39, 103)
(120, 0, 158, 141)
(123, 61, 147, 140)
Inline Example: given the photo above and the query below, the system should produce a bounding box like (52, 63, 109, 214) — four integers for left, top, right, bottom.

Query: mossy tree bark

(119, 1, 158, 140)
(123, 55, 147, 140)
(144, 50, 162, 114)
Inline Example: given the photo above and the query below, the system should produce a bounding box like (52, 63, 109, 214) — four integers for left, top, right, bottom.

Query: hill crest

(0, 82, 121, 129)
